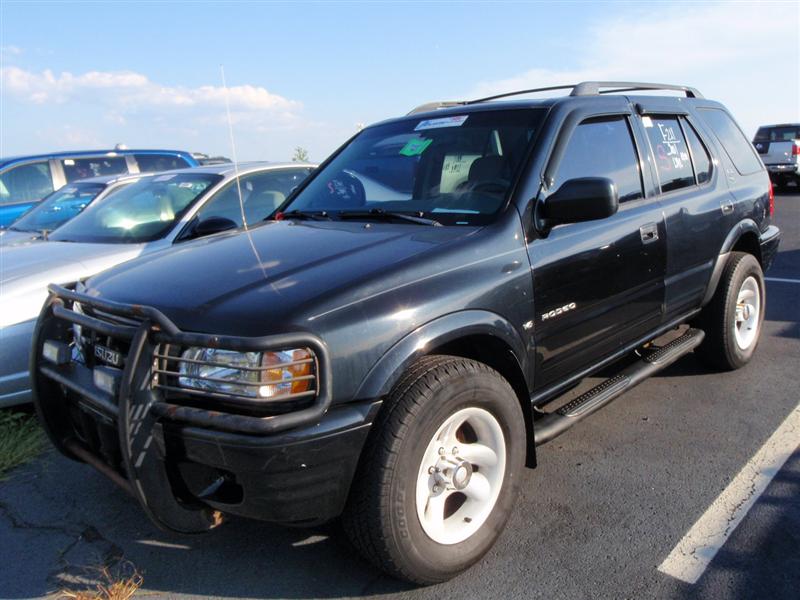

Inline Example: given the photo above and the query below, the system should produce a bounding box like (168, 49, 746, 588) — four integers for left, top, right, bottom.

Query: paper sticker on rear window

(399, 138, 433, 157)
(415, 115, 468, 131)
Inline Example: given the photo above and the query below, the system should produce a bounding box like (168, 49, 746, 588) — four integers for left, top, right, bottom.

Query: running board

(533, 328, 704, 446)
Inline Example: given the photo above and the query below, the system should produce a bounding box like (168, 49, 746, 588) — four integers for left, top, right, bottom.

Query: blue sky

(1, 1, 798, 162)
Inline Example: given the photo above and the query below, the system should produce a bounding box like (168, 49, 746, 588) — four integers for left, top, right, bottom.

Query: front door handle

(639, 222, 659, 244)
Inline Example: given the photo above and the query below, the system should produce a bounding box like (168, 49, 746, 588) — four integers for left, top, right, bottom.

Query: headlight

(177, 347, 314, 400)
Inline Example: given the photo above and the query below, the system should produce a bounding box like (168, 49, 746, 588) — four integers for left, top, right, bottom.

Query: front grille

(71, 302, 141, 371)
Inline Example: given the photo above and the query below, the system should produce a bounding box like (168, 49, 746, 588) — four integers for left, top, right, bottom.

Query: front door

(528, 114, 667, 389)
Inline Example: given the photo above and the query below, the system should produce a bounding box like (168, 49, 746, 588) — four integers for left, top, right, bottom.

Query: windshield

(283, 109, 545, 225)
(754, 126, 800, 142)
(50, 172, 222, 243)
(9, 182, 105, 233)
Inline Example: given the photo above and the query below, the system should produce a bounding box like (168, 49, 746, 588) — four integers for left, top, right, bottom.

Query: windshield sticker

(432, 207, 480, 214)
(154, 174, 176, 182)
(399, 138, 433, 157)
(642, 116, 654, 128)
(414, 115, 469, 131)
(178, 182, 195, 188)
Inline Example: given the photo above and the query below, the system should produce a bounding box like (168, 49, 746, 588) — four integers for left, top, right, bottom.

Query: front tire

(696, 252, 765, 370)
(342, 355, 525, 584)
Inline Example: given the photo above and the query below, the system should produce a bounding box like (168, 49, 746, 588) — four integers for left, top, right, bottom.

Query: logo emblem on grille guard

(94, 343, 123, 368)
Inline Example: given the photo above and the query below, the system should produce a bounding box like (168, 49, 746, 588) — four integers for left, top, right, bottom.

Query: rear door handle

(720, 201, 734, 215)
(639, 222, 659, 244)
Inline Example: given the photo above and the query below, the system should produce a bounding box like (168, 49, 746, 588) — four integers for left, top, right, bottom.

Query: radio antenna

(220, 64, 248, 230)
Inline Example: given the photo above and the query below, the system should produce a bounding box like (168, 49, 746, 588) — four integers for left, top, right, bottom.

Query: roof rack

(407, 81, 704, 115)
(407, 101, 466, 115)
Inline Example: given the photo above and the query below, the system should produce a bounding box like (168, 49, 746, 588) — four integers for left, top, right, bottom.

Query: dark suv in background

(0, 148, 200, 227)
(33, 82, 779, 584)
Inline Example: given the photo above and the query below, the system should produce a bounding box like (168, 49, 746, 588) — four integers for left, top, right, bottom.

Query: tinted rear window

(753, 126, 800, 142)
(698, 108, 763, 175)
(134, 154, 192, 173)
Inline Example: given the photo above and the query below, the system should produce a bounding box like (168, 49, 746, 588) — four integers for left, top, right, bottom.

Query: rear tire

(342, 355, 525, 584)
(696, 252, 765, 370)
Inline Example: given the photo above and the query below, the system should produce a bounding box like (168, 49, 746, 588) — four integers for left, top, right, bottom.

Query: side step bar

(533, 328, 704, 446)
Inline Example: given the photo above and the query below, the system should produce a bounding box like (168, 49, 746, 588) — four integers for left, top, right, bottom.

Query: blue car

(0, 148, 200, 227)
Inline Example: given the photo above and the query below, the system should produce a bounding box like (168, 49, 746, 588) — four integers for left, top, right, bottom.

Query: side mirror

(541, 177, 619, 227)
(192, 216, 238, 238)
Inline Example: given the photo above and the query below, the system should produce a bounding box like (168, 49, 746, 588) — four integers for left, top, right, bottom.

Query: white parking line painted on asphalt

(657, 402, 800, 584)
(765, 277, 800, 284)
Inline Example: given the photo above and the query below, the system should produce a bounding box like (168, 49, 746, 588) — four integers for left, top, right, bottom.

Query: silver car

(0, 173, 149, 247)
(0, 161, 314, 406)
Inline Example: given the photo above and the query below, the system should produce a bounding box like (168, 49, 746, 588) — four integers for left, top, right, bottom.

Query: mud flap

(117, 324, 222, 534)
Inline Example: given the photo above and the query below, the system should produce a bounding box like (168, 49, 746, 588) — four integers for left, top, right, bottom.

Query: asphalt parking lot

(0, 192, 797, 600)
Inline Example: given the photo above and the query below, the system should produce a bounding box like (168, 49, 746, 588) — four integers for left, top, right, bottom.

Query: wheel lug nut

(428, 466, 435, 474)
(432, 485, 441, 493)
(452, 447, 459, 455)
(438, 447, 446, 455)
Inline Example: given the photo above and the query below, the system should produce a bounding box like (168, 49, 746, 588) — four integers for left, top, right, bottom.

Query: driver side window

(553, 116, 643, 203)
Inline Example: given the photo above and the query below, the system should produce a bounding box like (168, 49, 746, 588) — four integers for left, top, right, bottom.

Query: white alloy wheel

(415, 407, 506, 545)
(734, 275, 761, 350)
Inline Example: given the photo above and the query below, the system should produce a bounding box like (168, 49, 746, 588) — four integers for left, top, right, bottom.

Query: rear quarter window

(698, 108, 763, 176)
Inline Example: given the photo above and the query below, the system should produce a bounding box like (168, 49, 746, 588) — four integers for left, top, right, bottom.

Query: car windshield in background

(9, 183, 105, 234)
(753, 126, 800, 142)
(50, 172, 222, 244)
(284, 109, 546, 225)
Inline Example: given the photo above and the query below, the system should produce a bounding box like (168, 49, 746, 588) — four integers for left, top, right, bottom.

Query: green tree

(292, 147, 309, 162)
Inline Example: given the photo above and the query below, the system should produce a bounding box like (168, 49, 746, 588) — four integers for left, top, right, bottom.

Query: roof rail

(408, 81, 704, 115)
(570, 81, 703, 98)
(407, 101, 466, 116)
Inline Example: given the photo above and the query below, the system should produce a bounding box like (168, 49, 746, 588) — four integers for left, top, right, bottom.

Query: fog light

(94, 366, 122, 395)
(43, 340, 70, 365)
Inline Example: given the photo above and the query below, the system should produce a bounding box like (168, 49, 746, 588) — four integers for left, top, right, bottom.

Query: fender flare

(353, 309, 530, 401)
(701, 218, 761, 306)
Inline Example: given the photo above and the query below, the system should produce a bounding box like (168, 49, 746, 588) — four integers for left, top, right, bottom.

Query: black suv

(33, 82, 780, 584)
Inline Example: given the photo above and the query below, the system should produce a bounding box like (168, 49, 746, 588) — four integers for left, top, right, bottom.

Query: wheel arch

(354, 310, 537, 467)
(702, 219, 763, 306)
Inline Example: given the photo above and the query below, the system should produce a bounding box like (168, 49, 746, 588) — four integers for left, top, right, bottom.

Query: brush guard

(31, 284, 332, 534)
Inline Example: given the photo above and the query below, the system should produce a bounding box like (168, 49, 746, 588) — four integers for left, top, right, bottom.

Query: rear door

(632, 109, 730, 319)
(529, 112, 667, 388)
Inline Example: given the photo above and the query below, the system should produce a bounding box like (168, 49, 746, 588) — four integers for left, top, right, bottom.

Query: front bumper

(759, 225, 781, 272)
(33, 284, 378, 531)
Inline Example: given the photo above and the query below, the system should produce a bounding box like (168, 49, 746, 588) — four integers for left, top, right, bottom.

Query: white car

(0, 161, 314, 406)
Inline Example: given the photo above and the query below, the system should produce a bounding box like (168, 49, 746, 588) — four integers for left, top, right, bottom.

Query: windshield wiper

(277, 209, 332, 221)
(337, 208, 442, 227)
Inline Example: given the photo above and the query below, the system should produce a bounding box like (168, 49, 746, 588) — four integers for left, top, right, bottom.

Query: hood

(86, 220, 478, 335)
(0, 230, 40, 247)
(0, 241, 146, 327)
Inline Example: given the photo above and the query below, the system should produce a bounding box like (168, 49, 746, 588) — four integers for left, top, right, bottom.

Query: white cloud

(0, 45, 23, 58)
(0, 66, 299, 112)
(467, 3, 799, 137)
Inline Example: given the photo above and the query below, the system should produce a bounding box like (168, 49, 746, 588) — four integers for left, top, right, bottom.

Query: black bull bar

(31, 283, 332, 533)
